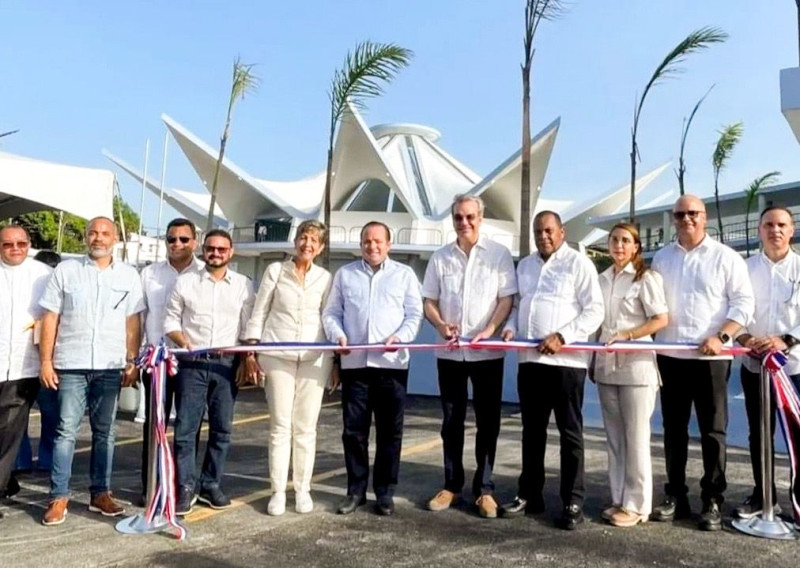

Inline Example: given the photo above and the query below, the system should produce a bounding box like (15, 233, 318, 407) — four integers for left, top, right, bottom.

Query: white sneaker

(267, 491, 286, 516)
(295, 491, 313, 514)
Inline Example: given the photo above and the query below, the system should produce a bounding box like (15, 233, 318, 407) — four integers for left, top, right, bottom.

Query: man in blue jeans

(38, 217, 144, 526)
(164, 229, 254, 515)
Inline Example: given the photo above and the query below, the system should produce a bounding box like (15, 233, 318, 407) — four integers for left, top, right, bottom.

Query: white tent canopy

(0, 151, 114, 220)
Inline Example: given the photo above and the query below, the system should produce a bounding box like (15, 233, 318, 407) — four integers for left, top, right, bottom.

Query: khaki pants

(260, 355, 332, 493)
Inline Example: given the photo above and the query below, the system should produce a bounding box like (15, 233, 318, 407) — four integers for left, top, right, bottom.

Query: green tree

(629, 27, 727, 222)
(205, 57, 260, 233)
(323, 40, 413, 268)
(743, 171, 780, 257)
(519, 0, 566, 258)
(676, 85, 714, 195)
(711, 121, 743, 243)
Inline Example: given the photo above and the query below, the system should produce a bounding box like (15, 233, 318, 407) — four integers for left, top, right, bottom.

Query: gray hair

(450, 193, 484, 217)
(296, 220, 327, 245)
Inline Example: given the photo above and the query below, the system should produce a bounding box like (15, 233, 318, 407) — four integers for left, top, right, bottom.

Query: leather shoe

(337, 494, 367, 515)
(500, 496, 528, 517)
(698, 501, 722, 531)
(375, 496, 395, 516)
(557, 504, 584, 530)
(650, 495, 691, 522)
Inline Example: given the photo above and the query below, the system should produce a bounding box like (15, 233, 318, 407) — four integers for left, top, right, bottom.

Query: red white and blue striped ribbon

(764, 351, 800, 522)
(137, 342, 185, 540)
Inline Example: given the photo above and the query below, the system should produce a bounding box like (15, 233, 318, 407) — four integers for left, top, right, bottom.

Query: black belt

(181, 352, 235, 362)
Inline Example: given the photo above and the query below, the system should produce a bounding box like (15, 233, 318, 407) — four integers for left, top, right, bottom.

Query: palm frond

(635, 27, 727, 124)
(712, 121, 743, 171)
(329, 41, 413, 124)
(0, 129, 19, 139)
(680, 84, 714, 156)
(524, 0, 568, 63)
(229, 57, 260, 110)
(744, 171, 781, 203)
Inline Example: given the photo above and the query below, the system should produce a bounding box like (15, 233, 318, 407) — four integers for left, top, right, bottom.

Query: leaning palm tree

(743, 171, 780, 256)
(205, 57, 260, 233)
(711, 121, 743, 243)
(323, 41, 412, 268)
(629, 27, 727, 222)
(676, 85, 714, 195)
(519, 0, 566, 257)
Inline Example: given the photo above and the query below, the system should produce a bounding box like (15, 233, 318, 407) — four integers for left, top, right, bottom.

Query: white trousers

(260, 355, 333, 493)
(597, 383, 658, 516)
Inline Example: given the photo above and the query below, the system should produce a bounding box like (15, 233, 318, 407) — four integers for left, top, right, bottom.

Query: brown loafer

(476, 494, 498, 519)
(601, 505, 620, 522)
(88, 492, 125, 517)
(427, 489, 460, 512)
(42, 497, 69, 526)
(610, 509, 647, 527)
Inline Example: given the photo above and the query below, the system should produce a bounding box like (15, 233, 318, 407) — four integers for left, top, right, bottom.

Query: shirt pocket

(110, 286, 132, 313)
(344, 286, 365, 309)
(379, 287, 405, 310)
(64, 284, 88, 311)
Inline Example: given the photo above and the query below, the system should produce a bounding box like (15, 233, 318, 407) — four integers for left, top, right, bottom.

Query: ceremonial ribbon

(137, 342, 185, 540)
(764, 351, 800, 521)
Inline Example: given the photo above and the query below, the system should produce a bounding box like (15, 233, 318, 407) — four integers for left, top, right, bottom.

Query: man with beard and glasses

(0, 225, 52, 520)
(164, 229, 254, 515)
(39, 217, 144, 526)
(138, 218, 204, 505)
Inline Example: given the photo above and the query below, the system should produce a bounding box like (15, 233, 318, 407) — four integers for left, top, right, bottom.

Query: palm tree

(205, 57, 260, 233)
(676, 85, 714, 195)
(629, 27, 727, 222)
(519, 0, 566, 258)
(711, 121, 743, 243)
(743, 171, 780, 256)
(323, 41, 412, 268)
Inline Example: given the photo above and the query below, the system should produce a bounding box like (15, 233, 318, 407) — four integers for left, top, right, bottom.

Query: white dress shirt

(244, 260, 332, 362)
(742, 250, 800, 375)
(140, 257, 205, 346)
(596, 265, 668, 386)
(652, 235, 754, 360)
(323, 258, 423, 370)
(163, 267, 255, 349)
(421, 236, 517, 361)
(505, 244, 604, 369)
(0, 259, 52, 381)
(39, 257, 145, 370)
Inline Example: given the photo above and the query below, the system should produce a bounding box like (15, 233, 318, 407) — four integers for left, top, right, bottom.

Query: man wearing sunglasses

(164, 229, 254, 515)
(0, 225, 52, 520)
(422, 194, 517, 519)
(650, 195, 754, 531)
(138, 218, 204, 505)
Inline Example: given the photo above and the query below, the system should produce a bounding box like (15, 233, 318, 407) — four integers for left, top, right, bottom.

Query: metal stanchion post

(733, 365, 797, 539)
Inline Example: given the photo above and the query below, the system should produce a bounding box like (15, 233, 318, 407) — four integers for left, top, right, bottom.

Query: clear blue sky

(2, 1, 799, 231)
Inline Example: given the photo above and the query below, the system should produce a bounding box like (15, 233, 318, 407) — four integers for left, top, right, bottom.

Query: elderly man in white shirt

(734, 205, 800, 520)
(138, 217, 204, 503)
(39, 217, 144, 526)
(500, 211, 604, 530)
(422, 194, 517, 519)
(323, 221, 423, 516)
(650, 195, 754, 531)
(0, 225, 52, 518)
(164, 229, 254, 516)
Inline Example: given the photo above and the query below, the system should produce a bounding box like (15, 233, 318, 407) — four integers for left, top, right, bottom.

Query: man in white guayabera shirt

(734, 205, 800, 521)
(422, 194, 517, 519)
(650, 195, 754, 532)
(0, 225, 52, 520)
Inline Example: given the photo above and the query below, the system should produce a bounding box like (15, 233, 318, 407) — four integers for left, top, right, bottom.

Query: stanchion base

(115, 513, 183, 536)
(732, 515, 798, 540)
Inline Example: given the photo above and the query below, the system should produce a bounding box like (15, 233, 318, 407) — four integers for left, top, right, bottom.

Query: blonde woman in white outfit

(244, 220, 334, 516)
(594, 223, 668, 527)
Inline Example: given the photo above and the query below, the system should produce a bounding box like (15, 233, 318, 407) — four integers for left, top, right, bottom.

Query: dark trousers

(0, 378, 39, 493)
(16, 387, 58, 471)
(741, 365, 800, 504)
(517, 363, 586, 507)
(657, 355, 731, 504)
(341, 367, 408, 498)
(173, 356, 237, 492)
(437, 358, 503, 498)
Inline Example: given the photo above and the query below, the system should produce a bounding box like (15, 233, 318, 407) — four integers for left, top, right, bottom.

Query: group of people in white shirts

(0, 192, 797, 535)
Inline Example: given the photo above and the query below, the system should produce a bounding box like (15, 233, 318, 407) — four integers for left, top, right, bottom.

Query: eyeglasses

(1, 241, 30, 250)
(166, 235, 192, 244)
(203, 245, 230, 254)
(453, 213, 479, 223)
(673, 210, 703, 220)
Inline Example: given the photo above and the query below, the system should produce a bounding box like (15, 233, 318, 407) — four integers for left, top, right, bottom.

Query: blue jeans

(16, 387, 59, 471)
(173, 356, 238, 492)
(50, 369, 122, 498)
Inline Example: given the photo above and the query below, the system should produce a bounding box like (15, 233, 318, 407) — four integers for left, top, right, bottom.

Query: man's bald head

(672, 194, 707, 248)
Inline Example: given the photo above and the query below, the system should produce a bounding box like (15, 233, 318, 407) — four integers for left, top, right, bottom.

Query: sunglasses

(1, 241, 30, 250)
(166, 235, 192, 244)
(453, 213, 479, 223)
(203, 245, 230, 254)
(673, 210, 703, 220)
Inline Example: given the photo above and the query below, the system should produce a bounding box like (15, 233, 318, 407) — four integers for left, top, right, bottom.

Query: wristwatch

(781, 334, 799, 349)
(716, 331, 731, 343)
